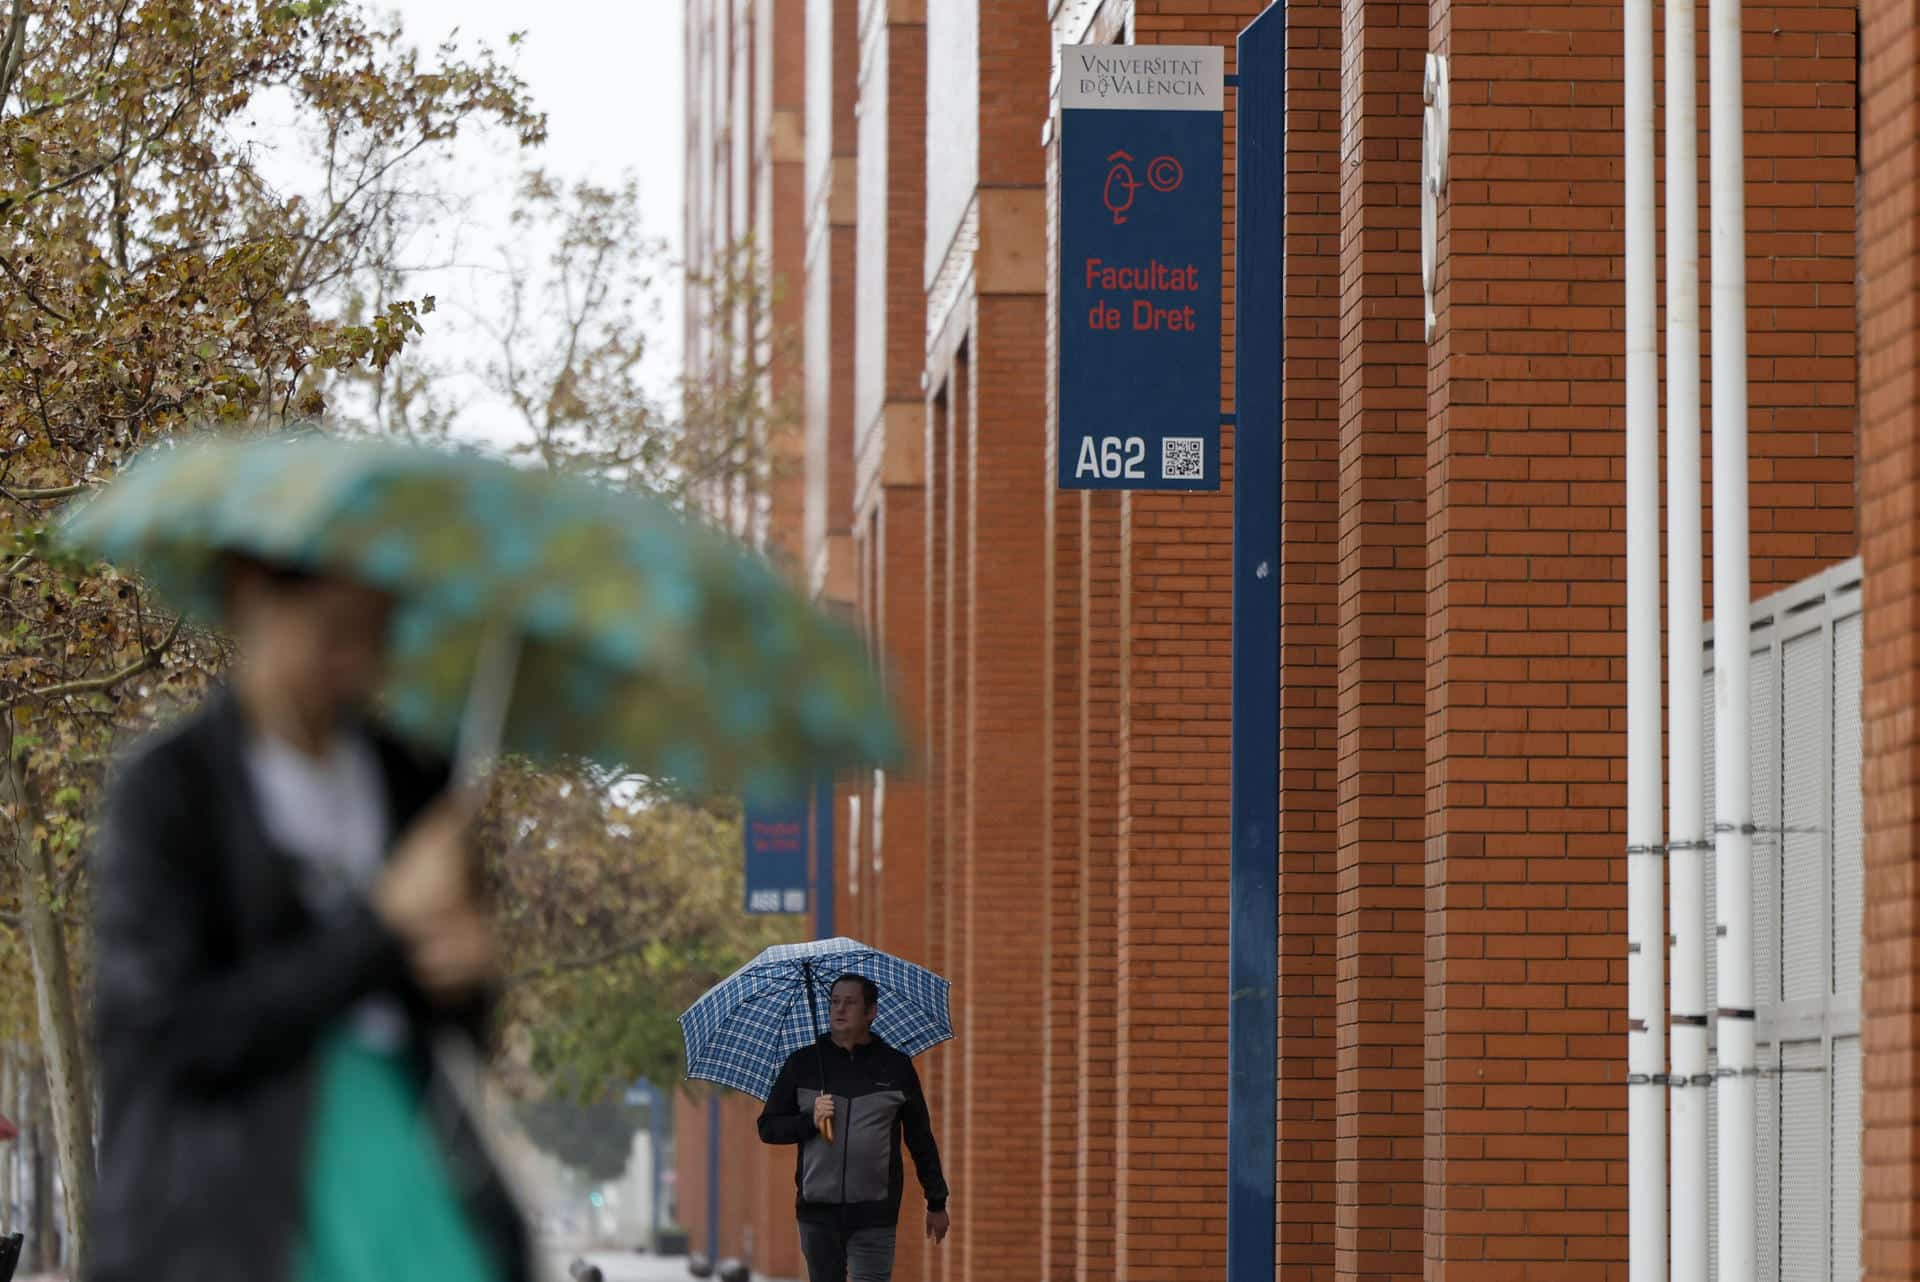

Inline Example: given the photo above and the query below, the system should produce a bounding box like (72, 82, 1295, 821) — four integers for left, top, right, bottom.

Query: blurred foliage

(0, 0, 542, 1259)
(479, 762, 794, 1104)
(0, 0, 808, 1207)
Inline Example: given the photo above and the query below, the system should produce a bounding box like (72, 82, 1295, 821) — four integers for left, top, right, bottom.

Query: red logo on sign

(1104, 150, 1141, 224)
(1102, 150, 1185, 224)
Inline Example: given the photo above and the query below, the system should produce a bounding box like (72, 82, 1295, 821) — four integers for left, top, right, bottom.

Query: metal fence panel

(1702, 558, 1861, 1282)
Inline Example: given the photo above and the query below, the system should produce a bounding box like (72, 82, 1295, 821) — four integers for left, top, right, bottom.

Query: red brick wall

(1044, 385, 1084, 1282)
(1279, 0, 1342, 1278)
(673, 1091, 710, 1252)
(1859, 3, 1920, 1278)
(672, 1092, 782, 1266)
(762, 0, 808, 577)
(1422, 0, 1856, 1276)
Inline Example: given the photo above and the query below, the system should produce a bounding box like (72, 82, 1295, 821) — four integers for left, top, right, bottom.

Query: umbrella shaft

(454, 626, 522, 792)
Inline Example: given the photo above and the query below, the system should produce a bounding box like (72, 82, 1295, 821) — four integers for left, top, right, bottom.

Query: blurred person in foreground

(89, 557, 530, 1282)
(758, 974, 950, 1282)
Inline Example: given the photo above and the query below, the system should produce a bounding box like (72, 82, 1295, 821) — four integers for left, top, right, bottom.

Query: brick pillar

(945, 356, 974, 1282)
(753, 1133, 801, 1279)
(962, 293, 1050, 1282)
(879, 484, 934, 1281)
(1333, 0, 1427, 1277)
(720, 1095, 762, 1261)
(1421, 3, 1641, 1271)
(1279, 0, 1342, 1277)
(674, 1091, 712, 1256)
(1859, 3, 1920, 1277)
(1078, 488, 1123, 1282)
(758, 0, 808, 576)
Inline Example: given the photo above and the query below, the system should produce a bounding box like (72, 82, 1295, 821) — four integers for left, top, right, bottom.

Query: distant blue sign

(744, 800, 809, 915)
(1058, 44, 1224, 491)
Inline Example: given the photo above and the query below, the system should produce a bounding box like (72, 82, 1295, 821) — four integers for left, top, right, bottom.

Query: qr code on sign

(1162, 437, 1205, 481)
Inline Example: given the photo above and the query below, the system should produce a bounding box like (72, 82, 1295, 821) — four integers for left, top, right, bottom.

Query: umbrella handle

(820, 1115, 833, 1144)
(454, 625, 522, 804)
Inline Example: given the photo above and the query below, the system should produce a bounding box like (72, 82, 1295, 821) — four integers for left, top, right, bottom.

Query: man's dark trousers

(797, 1222, 897, 1282)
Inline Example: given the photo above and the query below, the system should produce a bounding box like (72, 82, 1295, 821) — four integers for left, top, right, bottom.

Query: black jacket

(89, 690, 530, 1282)
(757, 1034, 948, 1230)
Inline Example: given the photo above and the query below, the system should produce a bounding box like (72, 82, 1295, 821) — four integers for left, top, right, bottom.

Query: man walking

(758, 974, 950, 1282)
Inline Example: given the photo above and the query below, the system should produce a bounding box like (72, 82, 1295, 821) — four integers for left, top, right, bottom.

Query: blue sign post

(1229, 13, 1282, 1281)
(1058, 44, 1224, 491)
(813, 776, 836, 939)
(743, 800, 810, 915)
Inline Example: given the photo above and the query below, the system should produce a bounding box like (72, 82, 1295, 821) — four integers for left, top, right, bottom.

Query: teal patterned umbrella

(57, 433, 899, 799)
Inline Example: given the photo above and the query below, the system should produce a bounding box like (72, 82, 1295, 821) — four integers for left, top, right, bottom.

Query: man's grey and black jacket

(758, 1034, 949, 1230)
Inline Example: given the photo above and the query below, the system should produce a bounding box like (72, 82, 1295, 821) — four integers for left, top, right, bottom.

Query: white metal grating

(1758, 1040, 1782, 1282)
(1781, 632, 1825, 1003)
(1753, 641, 1783, 1010)
(1704, 677, 1718, 1020)
(1698, 561, 1863, 1282)
(1832, 1036, 1862, 1282)
(1832, 612, 1864, 1002)
(1781, 1039, 1830, 1279)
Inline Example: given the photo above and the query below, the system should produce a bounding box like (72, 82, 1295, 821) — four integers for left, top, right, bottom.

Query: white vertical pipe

(1665, 0, 1710, 1276)
(1624, 0, 1665, 1275)
(1709, 0, 1756, 1271)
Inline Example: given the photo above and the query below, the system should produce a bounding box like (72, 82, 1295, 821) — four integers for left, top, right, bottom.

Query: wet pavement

(545, 1251, 698, 1282)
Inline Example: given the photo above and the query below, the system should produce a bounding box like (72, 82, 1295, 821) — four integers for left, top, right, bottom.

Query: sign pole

(813, 776, 836, 940)
(1228, 12, 1283, 1281)
(705, 1091, 721, 1264)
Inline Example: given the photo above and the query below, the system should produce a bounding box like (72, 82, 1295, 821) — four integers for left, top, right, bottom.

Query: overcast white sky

(349, 1, 687, 433)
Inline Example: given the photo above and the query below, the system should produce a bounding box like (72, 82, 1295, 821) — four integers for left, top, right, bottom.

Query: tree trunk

(11, 753, 93, 1281)
(26, 1056, 54, 1274)
(0, 1047, 15, 1233)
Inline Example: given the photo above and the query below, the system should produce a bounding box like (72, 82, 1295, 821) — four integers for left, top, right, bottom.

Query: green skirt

(294, 1033, 503, 1282)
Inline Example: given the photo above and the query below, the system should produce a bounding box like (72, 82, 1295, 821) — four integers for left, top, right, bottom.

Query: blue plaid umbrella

(679, 938, 953, 1102)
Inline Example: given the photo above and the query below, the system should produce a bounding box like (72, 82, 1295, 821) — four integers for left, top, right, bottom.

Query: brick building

(673, 0, 1920, 1280)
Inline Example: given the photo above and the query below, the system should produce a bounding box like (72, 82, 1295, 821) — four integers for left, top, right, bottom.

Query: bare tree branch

(16, 615, 182, 704)
(0, 483, 84, 504)
(0, 251, 71, 323)
(0, 0, 29, 106)
(509, 938, 653, 987)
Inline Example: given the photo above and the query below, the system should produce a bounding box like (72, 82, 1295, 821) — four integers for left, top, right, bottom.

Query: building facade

(676, 1, 1920, 1280)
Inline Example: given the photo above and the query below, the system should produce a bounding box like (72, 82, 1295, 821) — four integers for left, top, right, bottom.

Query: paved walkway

(550, 1253, 798, 1282)
(24, 1251, 744, 1282)
(546, 1250, 698, 1282)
